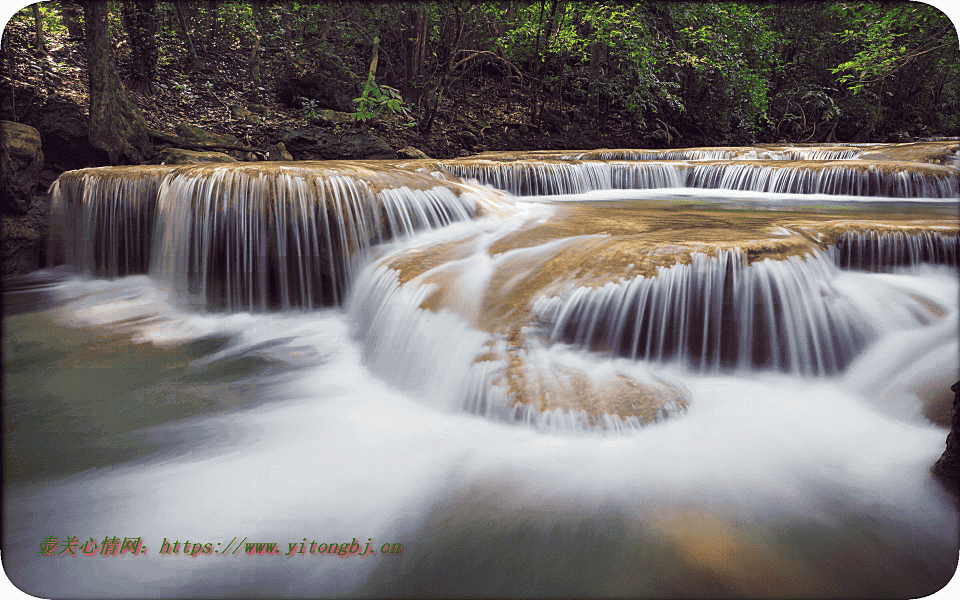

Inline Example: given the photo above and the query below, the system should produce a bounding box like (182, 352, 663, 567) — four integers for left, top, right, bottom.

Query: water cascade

(439, 158, 959, 198)
(7, 141, 960, 599)
(827, 229, 959, 271)
(536, 249, 946, 375)
(49, 165, 173, 276)
(50, 162, 513, 310)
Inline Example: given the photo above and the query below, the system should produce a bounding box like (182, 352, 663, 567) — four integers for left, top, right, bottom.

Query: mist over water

(4, 152, 959, 598)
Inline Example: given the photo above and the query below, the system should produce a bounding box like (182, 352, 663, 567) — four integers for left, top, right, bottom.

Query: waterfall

(686, 162, 959, 197)
(48, 166, 174, 276)
(438, 159, 958, 198)
(537, 249, 946, 376)
(49, 163, 510, 311)
(827, 230, 959, 271)
(440, 160, 614, 195)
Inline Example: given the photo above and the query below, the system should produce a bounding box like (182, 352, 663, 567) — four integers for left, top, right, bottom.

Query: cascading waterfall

(151, 165, 482, 310)
(9, 141, 960, 599)
(440, 160, 613, 195)
(48, 165, 174, 276)
(827, 230, 959, 271)
(439, 158, 959, 198)
(687, 162, 959, 197)
(537, 249, 946, 376)
(49, 163, 502, 310)
(560, 149, 739, 160)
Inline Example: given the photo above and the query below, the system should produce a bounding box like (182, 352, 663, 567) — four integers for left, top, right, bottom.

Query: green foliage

(352, 76, 411, 123)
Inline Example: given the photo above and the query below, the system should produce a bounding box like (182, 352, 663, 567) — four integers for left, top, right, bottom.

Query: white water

(7, 148, 960, 597)
(5, 209, 959, 598)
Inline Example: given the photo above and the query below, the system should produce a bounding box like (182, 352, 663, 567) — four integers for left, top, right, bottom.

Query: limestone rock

(280, 129, 394, 160)
(149, 148, 237, 165)
(1, 121, 44, 215)
(397, 146, 430, 159)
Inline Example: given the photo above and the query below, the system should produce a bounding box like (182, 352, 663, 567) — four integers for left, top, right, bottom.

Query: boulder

(149, 148, 237, 165)
(397, 146, 430, 159)
(1, 121, 44, 215)
(265, 143, 294, 161)
(280, 129, 395, 160)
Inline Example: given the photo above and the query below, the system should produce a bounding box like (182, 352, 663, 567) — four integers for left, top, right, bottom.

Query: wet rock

(933, 381, 960, 481)
(279, 128, 394, 160)
(149, 148, 236, 165)
(1, 121, 44, 215)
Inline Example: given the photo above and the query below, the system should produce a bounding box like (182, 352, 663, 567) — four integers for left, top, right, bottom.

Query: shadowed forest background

(2, 0, 959, 175)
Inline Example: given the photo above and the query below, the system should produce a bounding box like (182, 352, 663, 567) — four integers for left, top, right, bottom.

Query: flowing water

(3, 143, 959, 598)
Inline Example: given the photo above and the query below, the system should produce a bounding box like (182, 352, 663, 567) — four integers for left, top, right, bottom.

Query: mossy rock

(149, 148, 237, 165)
(174, 123, 239, 147)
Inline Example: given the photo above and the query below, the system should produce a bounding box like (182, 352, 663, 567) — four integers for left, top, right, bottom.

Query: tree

(121, 0, 159, 95)
(81, 0, 151, 164)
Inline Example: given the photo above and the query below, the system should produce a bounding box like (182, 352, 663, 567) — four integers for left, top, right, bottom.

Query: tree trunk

(404, 6, 426, 101)
(81, 1, 152, 164)
(32, 4, 47, 56)
(250, 3, 265, 97)
(121, 0, 158, 95)
(279, 1, 296, 67)
(588, 40, 602, 118)
(207, 0, 220, 50)
(174, 1, 201, 69)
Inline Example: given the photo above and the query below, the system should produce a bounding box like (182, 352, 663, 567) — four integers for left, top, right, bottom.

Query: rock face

(1, 197, 48, 278)
(279, 129, 395, 160)
(275, 58, 361, 113)
(933, 381, 960, 481)
(31, 98, 109, 171)
(1, 121, 44, 215)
